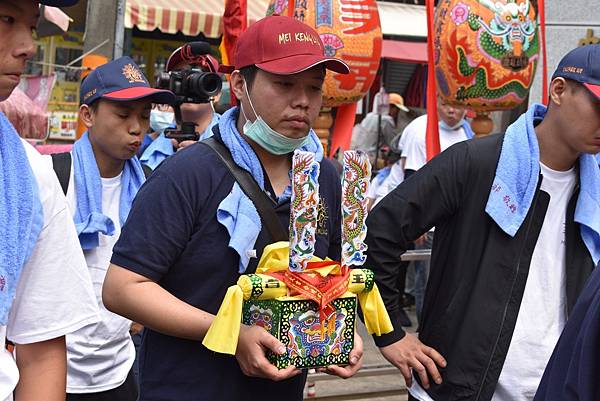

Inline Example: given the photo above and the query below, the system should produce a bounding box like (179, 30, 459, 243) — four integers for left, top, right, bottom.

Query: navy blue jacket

(534, 263, 600, 401)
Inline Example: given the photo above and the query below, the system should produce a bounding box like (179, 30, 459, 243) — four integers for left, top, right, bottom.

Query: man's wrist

(372, 308, 407, 347)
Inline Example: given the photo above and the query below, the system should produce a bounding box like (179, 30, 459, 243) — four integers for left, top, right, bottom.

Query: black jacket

(365, 134, 594, 401)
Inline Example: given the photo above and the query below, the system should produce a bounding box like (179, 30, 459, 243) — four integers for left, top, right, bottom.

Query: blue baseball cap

(80, 56, 175, 106)
(552, 44, 600, 99)
(39, 0, 79, 6)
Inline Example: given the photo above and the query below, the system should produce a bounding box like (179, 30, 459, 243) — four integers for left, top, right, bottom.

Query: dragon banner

(341, 150, 371, 267)
(289, 151, 320, 272)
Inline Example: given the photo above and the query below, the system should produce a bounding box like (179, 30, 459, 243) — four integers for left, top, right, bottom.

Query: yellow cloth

(238, 274, 287, 300)
(357, 284, 393, 335)
(202, 286, 243, 355)
(202, 242, 393, 355)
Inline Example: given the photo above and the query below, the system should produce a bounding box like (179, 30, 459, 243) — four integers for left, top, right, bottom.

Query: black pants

(66, 368, 138, 401)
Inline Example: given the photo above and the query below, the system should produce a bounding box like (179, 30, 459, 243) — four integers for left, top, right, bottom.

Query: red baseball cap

(225, 15, 349, 75)
(166, 42, 220, 73)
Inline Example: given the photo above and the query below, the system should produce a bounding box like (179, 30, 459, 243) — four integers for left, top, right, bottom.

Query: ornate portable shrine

(203, 150, 392, 369)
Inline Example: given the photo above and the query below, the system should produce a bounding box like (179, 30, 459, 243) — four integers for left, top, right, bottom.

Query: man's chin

(283, 128, 311, 140)
(0, 85, 17, 101)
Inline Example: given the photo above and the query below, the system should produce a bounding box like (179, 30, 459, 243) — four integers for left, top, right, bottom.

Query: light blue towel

(373, 166, 392, 185)
(462, 120, 475, 139)
(439, 119, 475, 139)
(198, 112, 221, 141)
(486, 103, 600, 265)
(140, 133, 174, 170)
(72, 132, 146, 249)
(0, 112, 43, 324)
(216, 107, 323, 272)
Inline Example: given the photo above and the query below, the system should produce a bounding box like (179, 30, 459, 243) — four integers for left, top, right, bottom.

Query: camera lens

(156, 72, 171, 90)
(185, 71, 222, 98)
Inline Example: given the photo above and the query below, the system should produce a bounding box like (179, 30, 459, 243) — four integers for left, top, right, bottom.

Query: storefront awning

(382, 40, 427, 64)
(124, 0, 271, 38)
(378, 1, 427, 39)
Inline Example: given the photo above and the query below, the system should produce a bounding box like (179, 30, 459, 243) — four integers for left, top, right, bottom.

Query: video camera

(155, 41, 222, 142)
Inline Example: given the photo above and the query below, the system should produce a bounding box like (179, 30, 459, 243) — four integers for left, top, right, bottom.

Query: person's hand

(318, 331, 364, 378)
(379, 333, 446, 388)
(236, 324, 301, 381)
(130, 322, 143, 335)
(414, 233, 428, 246)
(171, 139, 196, 151)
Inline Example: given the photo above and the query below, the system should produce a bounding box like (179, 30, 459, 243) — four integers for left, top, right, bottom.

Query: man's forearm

(103, 264, 215, 341)
(15, 337, 66, 401)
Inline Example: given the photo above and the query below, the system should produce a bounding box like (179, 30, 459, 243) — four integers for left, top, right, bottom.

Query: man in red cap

(0, 1, 100, 400)
(103, 15, 361, 401)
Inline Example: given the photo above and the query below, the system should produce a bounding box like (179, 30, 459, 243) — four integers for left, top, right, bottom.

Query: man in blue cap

(532, 45, 600, 401)
(366, 43, 600, 401)
(0, 1, 100, 400)
(59, 56, 174, 401)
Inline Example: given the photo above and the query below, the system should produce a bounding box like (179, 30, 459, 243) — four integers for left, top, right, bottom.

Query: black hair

(87, 100, 100, 113)
(239, 65, 259, 90)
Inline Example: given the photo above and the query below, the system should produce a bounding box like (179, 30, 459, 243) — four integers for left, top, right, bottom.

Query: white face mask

(240, 81, 309, 155)
(149, 110, 174, 134)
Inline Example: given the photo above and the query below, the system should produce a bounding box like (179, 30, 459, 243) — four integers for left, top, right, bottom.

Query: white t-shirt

(367, 130, 410, 206)
(492, 162, 576, 401)
(403, 115, 470, 172)
(367, 167, 389, 201)
(0, 140, 99, 401)
(64, 164, 135, 393)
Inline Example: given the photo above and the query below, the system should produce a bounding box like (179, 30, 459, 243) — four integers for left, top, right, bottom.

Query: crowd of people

(1, 0, 600, 401)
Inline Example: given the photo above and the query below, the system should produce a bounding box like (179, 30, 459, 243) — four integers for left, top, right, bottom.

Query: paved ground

(303, 306, 418, 400)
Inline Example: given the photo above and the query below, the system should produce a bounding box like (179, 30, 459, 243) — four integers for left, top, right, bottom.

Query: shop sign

(48, 111, 78, 140)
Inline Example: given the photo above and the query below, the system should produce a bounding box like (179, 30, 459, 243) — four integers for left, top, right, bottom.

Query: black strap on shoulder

(201, 137, 288, 242)
(51, 152, 72, 195)
(141, 163, 153, 178)
(51, 152, 152, 194)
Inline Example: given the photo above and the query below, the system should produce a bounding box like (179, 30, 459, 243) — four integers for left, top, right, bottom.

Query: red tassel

(221, 0, 247, 106)
(425, 0, 440, 161)
(288, 0, 295, 17)
(329, 103, 358, 158)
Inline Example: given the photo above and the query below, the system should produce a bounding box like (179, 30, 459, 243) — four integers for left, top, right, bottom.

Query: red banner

(425, 0, 440, 161)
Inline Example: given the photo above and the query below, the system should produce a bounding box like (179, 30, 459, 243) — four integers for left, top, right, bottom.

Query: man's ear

(79, 104, 94, 129)
(549, 77, 568, 107)
(230, 70, 245, 101)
